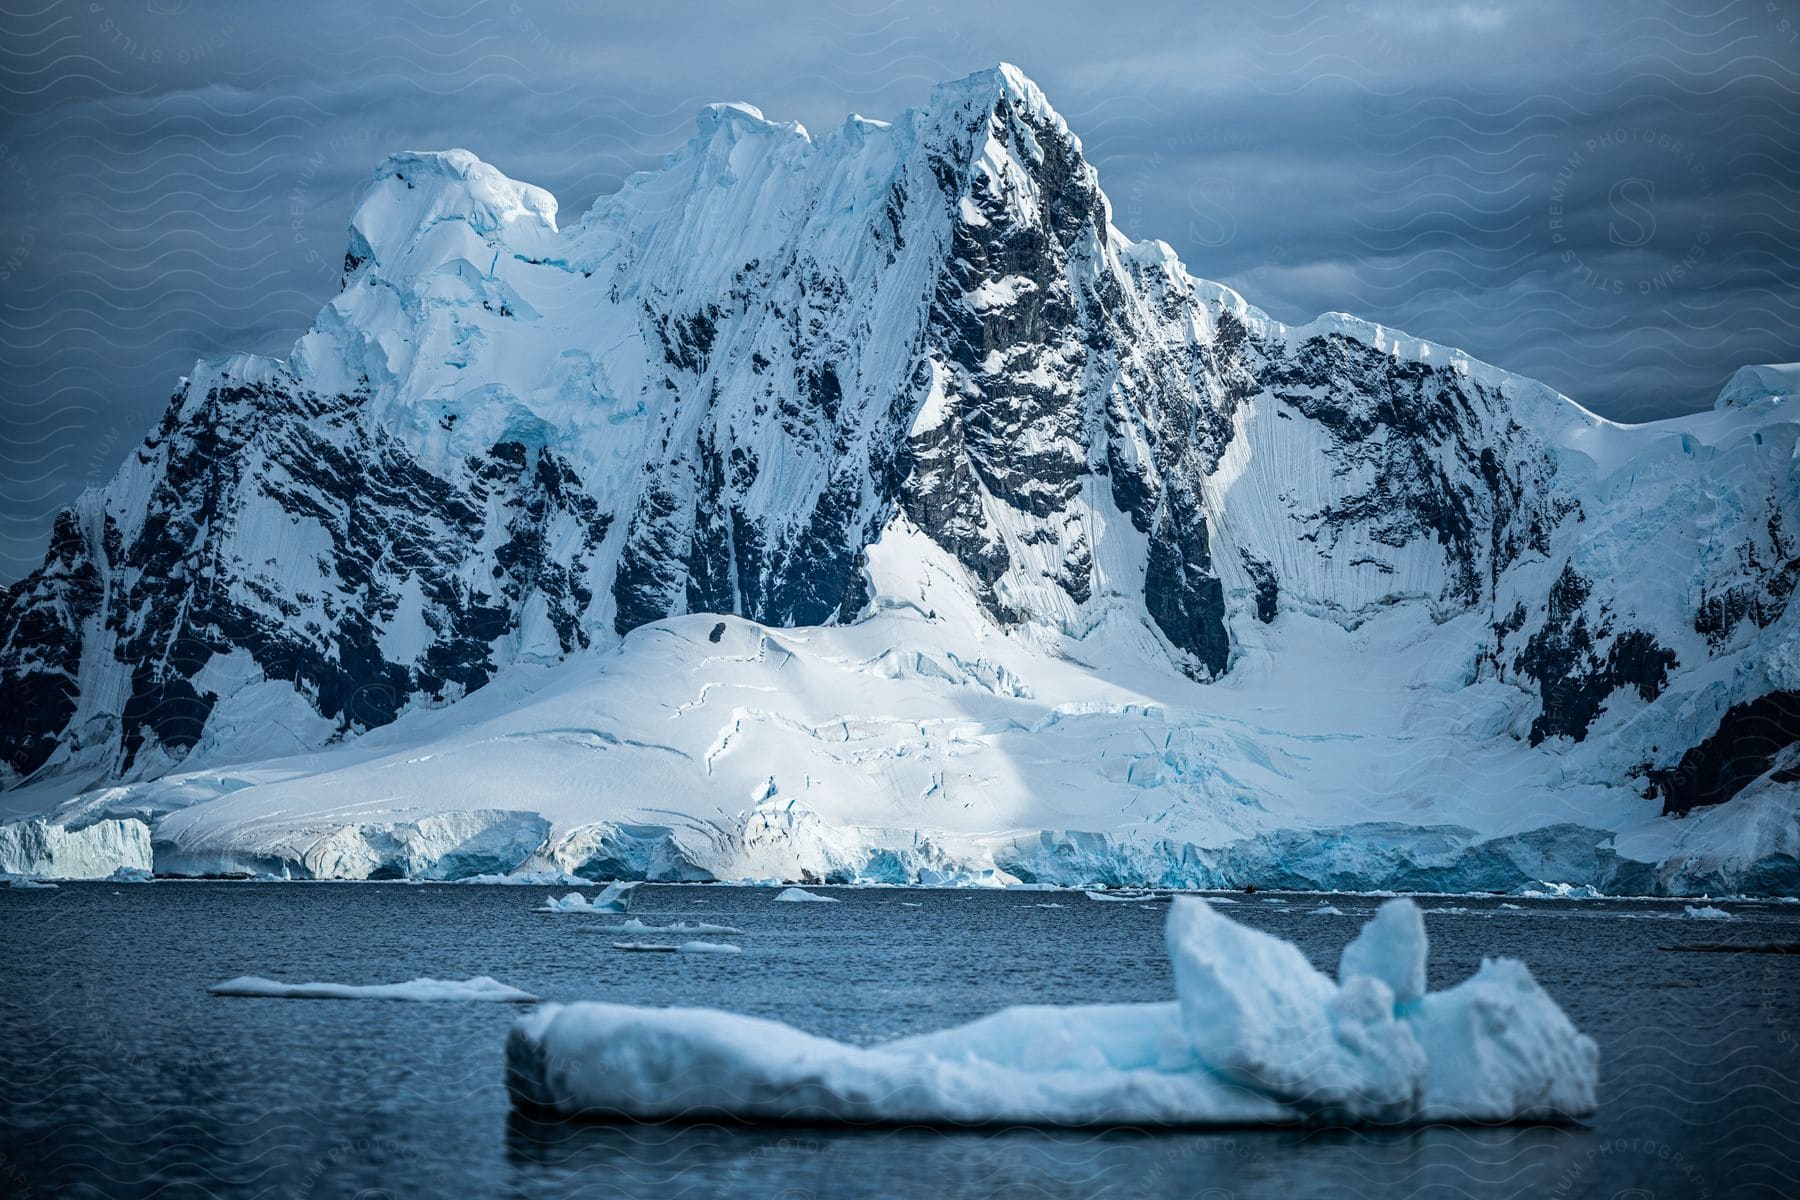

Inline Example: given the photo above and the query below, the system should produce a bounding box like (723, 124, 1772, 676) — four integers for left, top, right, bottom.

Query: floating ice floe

(603, 918, 745, 936)
(1309, 905, 1344, 916)
(1684, 905, 1734, 921)
(211, 975, 536, 1002)
(2, 876, 57, 889)
(773, 887, 838, 903)
(505, 898, 1597, 1126)
(108, 865, 155, 883)
(611, 941, 743, 955)
(536, 882, 640, 913)
(1084, 890, 1167, 903)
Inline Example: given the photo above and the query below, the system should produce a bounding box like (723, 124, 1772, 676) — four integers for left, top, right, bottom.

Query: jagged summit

(0, 68, 1794, 893)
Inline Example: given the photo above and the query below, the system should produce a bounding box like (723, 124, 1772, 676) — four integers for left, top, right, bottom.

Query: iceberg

(536, 882, 639, 913)
(773, 886, 838, 903)
(210, 975, 537, 1002)
(506, 898, 1597, 1126)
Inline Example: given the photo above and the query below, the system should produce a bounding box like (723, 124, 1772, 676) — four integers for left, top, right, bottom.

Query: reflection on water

(503, 1115, 1597, 1200)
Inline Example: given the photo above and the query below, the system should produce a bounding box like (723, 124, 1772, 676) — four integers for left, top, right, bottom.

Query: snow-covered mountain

(2, 66, 1795, 892)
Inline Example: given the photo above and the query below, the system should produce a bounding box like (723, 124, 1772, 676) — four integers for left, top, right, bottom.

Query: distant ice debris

(210, 975, 536, 1002)
(1309, 905, 1344, 916)
(917, 866, 1022, 888)
(606, 919, 743, 936)
(537, 882, 640, 913)
(456, 869, 590, 886)
(109, 865, 155, 883)
(1684, 905, 1734, 921)
(506, 898, 1596, 1126)
(2, 876, 57, 889)
(1085, 889, 1165, 903)
(900, 902, 923, 907)
(1519, 882, 1606, 900)
(773, 887, 838, 903)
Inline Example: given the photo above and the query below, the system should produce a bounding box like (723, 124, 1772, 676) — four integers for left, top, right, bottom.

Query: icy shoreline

(1, 810, 1790, 897)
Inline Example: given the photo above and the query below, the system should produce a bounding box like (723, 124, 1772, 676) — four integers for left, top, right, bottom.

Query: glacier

(504, 897, 1598, 1126)
(0, 65, 1794, 893)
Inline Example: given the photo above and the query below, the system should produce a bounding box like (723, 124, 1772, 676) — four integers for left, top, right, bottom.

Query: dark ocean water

(0, 884, 1794, 1199)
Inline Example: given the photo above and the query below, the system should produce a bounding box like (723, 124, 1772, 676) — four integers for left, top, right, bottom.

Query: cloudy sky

(1, 0, 1794, 579)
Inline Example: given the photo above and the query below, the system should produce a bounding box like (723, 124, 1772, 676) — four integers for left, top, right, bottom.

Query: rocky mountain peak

(0, 68, 1793, 878)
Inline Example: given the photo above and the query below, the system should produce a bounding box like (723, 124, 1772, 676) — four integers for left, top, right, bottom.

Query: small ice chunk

(3, 876, 58, 889)
(1339, 898, 1427, 1005)
(1310, 905, 1344, 916)
(773, 887, 838, 903)
(1684, 905, 1734, 921)
(900, 902, 923, 907)
(109, 866, 154, 883)
(679, 941, 742, 954)
(210, 975, 536, 1002)
(537, 881, 640, 913)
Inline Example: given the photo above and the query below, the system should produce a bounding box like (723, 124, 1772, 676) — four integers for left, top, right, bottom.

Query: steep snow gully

(1, 66, 1795, 893)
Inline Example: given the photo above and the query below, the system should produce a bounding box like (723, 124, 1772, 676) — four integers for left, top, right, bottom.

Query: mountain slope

(2, 66, 1795, 891)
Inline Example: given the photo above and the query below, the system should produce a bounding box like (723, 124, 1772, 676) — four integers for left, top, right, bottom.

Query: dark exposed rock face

(1695, 511, 1800, 650)
(1263, 334, 1564, 610)
(1512, 567, 1678, 746)
(2, 369, 614, 784)
(0, 510, 104, 780)
(1651, 691, 1800, 816)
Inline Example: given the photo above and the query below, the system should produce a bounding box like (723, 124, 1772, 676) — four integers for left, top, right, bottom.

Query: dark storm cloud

(1, 0, 1795, 579)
